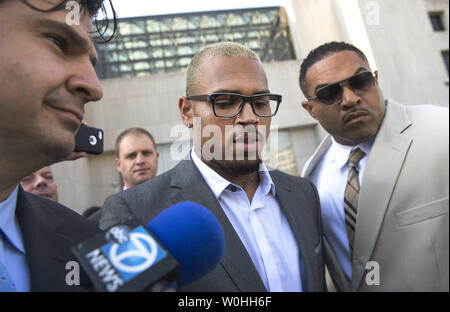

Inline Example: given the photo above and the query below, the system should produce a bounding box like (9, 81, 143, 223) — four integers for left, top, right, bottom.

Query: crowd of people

(0, 0, 448, 292)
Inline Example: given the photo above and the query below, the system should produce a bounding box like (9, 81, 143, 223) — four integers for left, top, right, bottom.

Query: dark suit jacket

(16, 186, 99, 291)
(100, 159, 325, 292)
(87, 209, 102, 226)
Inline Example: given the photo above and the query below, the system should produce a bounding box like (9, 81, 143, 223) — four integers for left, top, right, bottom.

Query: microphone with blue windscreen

(71, 201, 225, 291)
(146, 201, 225, 287)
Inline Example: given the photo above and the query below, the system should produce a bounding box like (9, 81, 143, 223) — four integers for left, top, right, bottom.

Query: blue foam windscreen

(146, 201, 225, 286)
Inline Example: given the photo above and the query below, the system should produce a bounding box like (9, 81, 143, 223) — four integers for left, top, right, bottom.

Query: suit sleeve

(99, 193, 133, 230)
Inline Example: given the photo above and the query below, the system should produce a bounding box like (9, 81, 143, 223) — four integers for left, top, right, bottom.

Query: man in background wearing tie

(300, 41, 448, 291)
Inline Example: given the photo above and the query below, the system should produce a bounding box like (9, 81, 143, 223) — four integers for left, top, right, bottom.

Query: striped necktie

(343, 148, 366, 259)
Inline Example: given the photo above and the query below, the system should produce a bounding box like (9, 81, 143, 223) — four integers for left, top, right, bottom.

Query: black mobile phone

(74, 125, 104, 154)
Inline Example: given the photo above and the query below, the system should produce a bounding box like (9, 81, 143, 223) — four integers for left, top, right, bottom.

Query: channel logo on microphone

(101, 226, 167, 282)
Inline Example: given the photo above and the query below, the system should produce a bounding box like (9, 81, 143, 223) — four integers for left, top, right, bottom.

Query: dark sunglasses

(307, 71, 376, 105)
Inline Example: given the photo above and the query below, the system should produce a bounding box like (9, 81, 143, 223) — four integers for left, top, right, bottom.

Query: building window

(442, 50, 449, 75)
(95, 7, 296, 79)
(429, 12, 445, 31)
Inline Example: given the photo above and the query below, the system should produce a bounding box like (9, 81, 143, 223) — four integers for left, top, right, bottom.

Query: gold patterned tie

(344, 148, 366, 258)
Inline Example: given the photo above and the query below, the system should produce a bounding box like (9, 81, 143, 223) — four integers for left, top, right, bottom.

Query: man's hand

(62, 151, 87, 161)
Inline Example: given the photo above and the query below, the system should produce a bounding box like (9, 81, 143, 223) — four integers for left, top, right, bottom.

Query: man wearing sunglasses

(300, 41, 448, 291)
(100, 42, 325, 292)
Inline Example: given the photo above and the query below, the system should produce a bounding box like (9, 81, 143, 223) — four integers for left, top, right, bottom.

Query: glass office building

(95, 6, 296, 79)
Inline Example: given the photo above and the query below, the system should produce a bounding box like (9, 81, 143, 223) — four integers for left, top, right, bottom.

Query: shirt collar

(0, 186, 26, 254)
(258, 163, 276, 197)
(325, 136, 374, 171)
(191, 150, 276, 199)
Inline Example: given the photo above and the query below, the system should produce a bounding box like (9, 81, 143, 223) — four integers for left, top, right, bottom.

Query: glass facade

(95, 6, 296, 79)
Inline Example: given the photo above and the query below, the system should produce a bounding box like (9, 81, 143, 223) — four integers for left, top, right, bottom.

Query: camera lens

(89, 135, 98, 146)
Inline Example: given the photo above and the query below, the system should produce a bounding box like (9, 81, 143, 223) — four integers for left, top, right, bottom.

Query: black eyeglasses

(307, 71, 376, 106)
(186, 93, 282, 118)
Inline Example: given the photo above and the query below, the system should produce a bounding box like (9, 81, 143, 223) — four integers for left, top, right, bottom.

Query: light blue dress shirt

(310, 137, 373, 279)
(191, 150, 302, 292)
(0, 186, 31, 292)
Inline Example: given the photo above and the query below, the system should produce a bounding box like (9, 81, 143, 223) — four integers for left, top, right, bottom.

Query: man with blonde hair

(100, 42, 325, 292)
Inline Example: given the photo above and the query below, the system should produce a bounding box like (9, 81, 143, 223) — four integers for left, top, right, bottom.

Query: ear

(114, 158, 121, 172)
(179, 96, 194, 127)
(374, 70, 379, 84)
(301, 100, 317, 120)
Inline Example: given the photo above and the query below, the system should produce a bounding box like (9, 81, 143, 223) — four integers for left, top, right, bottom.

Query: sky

(111, 0, 284, 18)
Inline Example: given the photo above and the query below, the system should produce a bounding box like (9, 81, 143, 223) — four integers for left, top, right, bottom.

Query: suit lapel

(169, 160, 266, 291)
(16, 187, 74, 291)
(352, 101, 412, 290)
(270, 171, 316, 291)
(302, 136, 332, 177)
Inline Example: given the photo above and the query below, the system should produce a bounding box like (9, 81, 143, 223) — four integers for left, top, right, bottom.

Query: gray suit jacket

(302, 101, 449, 291)
(100, 158, 325, 292)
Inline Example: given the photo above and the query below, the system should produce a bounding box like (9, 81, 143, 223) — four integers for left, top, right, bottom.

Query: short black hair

(299, 41, 368, 97)
(0, 0, 117, 42)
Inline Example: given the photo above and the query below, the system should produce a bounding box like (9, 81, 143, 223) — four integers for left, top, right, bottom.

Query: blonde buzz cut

(185, 41, 261, 96)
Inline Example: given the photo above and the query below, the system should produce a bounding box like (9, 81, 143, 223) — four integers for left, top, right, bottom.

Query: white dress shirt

(191, 150, 302, 291)
(310, 137, 373, 280)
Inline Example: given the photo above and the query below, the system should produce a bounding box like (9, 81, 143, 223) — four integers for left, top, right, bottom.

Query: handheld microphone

(71, 202, 225, 291)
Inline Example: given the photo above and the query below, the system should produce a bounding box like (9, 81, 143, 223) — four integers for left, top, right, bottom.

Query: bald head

(20, 166, 59, 202)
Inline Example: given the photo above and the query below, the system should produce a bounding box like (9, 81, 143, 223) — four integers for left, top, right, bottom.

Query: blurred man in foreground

(0, 0, 116, 291)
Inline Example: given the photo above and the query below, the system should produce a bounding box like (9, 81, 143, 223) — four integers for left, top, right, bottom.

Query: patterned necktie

(343, 148, 366, 259)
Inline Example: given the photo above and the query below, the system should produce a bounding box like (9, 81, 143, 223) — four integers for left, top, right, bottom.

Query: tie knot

(348, 148, 366, 169)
